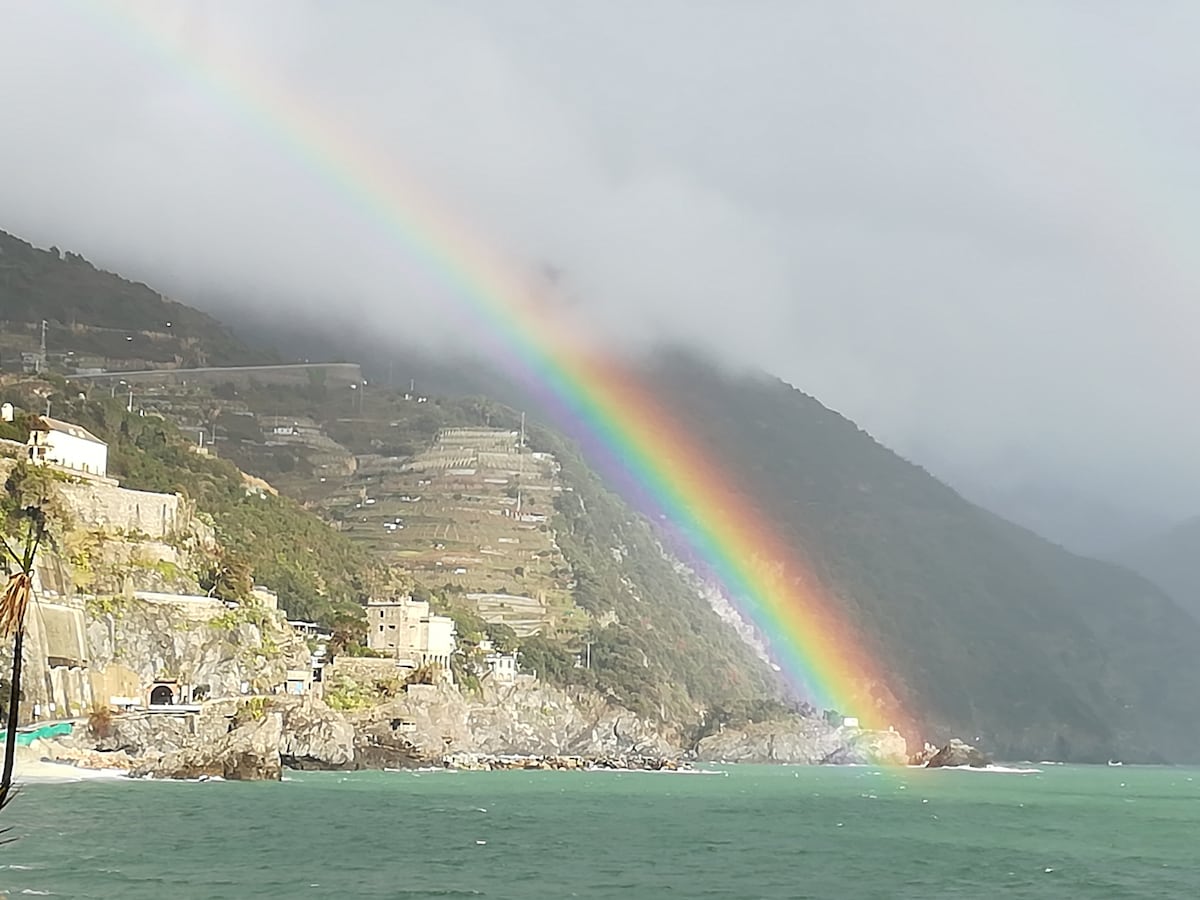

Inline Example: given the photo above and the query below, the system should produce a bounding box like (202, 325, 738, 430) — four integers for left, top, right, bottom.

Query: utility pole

(38, 319, 47, 374)
(519, 411, 526, 481)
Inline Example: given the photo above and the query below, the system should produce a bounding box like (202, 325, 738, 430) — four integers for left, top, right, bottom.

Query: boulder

(275, 696, 356, 770)
(925, 738, 991, 769)
(909, 742, 940, 766)
(91, 713, 196, 757)
(131, 712, 283, 781)
(354, 720, 429, 769)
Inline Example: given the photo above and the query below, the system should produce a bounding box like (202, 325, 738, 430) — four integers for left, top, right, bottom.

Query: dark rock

(353, 720, 428, 769)
(925, 738, 992, 768)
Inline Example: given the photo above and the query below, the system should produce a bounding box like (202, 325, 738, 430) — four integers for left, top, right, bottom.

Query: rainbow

(83, 2, 906, 731)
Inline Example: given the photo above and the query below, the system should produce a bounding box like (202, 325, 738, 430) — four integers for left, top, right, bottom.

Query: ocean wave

(583, 767, 724, 775)
(937, 764, 1042, 775)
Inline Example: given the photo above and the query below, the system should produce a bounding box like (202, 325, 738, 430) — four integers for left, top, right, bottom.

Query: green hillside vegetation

(0, 230, 257, 366)
(527, 421, 782, 721)
(1117, 518, 1200, 621)
(209, 380, 783, 724)
(637, 351, 1200, 762)
(1, 380, 377, 626)
(11, 229, 1196, 760)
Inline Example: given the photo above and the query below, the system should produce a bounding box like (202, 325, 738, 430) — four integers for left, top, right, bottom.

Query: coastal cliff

(350, 680, 679, 760)
(37, 676, 907, 779)
(695, 719, 907, 765)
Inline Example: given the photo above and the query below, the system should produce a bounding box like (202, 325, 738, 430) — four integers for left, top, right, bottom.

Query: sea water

(1, 764, 1197, 898)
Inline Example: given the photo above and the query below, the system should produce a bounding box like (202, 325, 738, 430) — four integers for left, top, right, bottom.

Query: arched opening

(149, 684, 175, 706)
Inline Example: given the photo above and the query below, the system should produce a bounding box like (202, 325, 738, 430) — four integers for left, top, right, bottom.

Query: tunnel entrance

(149, 684, 175, 706)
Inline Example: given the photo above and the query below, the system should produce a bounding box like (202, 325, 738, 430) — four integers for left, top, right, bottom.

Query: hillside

(632, 351, 1200, 762)
(1116, 518, 1200, 621)
(0, 378, 378, 627)
(176, 377, 783, 724)
(6, 227, 1199, 760)
(0, 229, 259, 368)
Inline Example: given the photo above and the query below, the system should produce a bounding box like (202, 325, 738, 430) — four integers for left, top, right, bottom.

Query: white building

(27, 416, 108, 478)
(477, 638, 520, 684)
(484, 650, 520, 683)
(366, 597, 456, 671)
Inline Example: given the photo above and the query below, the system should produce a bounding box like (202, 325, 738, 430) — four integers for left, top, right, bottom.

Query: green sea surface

(1, 764, 1197, 899)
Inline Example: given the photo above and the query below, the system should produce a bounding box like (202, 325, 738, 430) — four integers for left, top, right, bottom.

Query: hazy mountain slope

(0, 230, 259, 366)
(632, 352, 1200, 762)
(7, 227, 1197, 760)
(1116, 518, 1200, 620)
(922, 463, 1171, 558)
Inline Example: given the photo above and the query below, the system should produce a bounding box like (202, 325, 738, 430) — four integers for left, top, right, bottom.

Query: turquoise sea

(1, 764, 1197, 899)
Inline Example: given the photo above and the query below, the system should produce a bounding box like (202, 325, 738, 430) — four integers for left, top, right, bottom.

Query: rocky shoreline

(21, 682, 912, 781)
(442, 752, 695, 772)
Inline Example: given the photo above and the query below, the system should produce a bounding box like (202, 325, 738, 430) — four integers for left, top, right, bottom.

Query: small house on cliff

(27, 416, 108, 478)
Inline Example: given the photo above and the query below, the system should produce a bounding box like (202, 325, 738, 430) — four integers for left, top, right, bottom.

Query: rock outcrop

(696, 719, 907, 765)
(924, 738, 991, 768)
(275, 696, 356, 769)
(348, 680, 678, 762)
(131, 712, 284, 781)
(353, 719, 427, 769)
(85, 597, 310, 701)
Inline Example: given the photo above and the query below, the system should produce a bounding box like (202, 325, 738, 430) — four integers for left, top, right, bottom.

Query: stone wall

(328, 656, 409, 683)
(0, 458, 191, 541)
(58, 481, 186, 539)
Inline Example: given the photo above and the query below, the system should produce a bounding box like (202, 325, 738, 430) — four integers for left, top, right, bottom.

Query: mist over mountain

(9, 226, 1200, 761)
(3, 1, 1200, 535)
(1116, 518, 1200, 622)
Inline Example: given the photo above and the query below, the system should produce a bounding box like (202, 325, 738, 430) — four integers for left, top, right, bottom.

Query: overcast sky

(2, 1, 1199, 541)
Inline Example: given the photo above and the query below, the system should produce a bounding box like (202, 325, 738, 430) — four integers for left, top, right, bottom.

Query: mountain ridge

(3, 227, 1199, 762)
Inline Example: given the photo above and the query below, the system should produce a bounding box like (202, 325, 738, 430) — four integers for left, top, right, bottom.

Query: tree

(201, 550, 253, 602)
(0, 462, 64, 824)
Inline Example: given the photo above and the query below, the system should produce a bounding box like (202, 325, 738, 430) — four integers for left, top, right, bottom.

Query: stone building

(366, 597, 456, 671)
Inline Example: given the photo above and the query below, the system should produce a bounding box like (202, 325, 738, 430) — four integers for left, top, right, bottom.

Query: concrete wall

(13, 597, 95, 720)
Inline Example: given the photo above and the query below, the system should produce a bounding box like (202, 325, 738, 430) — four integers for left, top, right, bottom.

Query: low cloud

(2, 1, 1198, 530)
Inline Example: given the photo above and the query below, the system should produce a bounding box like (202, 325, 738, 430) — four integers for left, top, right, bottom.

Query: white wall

(31, 429, 108, 477)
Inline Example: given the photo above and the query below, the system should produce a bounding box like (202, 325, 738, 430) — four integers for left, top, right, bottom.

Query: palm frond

(0, 574, 33, 640)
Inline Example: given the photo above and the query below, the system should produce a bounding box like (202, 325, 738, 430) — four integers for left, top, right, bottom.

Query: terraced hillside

(320, 427, 581, 637)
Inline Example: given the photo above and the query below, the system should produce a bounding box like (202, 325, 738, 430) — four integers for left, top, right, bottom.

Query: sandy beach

(10, 748, 127, 784)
